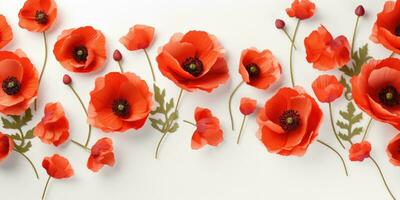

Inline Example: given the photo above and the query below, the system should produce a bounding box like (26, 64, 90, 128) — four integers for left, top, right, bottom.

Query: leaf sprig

(340, 44, 372, 77)
(336, 102, 364, 144)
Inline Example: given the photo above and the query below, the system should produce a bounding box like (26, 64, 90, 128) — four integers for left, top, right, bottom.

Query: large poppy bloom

(312, 75, 344, 103)
(239, 48, 282, 90)
(34, 102, 69, 147)
(257, 87, 323, 156)
(156, 30, 229, 92)
(88, 72, 153, 133)
(53, 26, 106, 73)
(371, 0, 400, 54)
(349, 141, 371, 162)
(0, 15, 12, 49)
(305, 26, 351, 71)
(87, 137, 115, 172)
(387, 134, 400, 166)
(351, 58, 400, 130)
(120, 24, 155, 51)
(0, 132, 13, 162)
(0, 50, 38, 115)
(286, 0, 316, 20)
(42, 154, 74, 179)
(18, 0, 57, 32)
(191, 107, 223, 150)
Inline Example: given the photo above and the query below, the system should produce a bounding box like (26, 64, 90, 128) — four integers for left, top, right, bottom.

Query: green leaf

(21, 108, 33, 126)
(15, 141, 32, 153)
(1, 117, 19, 129)
(340, 76, 352, 101)
(24, 128, 35, 139)
(340, 44, 372, 77)
(9, 133, 22, 141)
(336, 101, 364, 144)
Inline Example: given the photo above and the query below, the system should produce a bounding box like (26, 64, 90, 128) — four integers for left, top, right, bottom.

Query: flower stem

(71, 140, 91, 151)
(236, 115, 247, 144)
(289, 20, 300, 88)
(329, 103, 346, 149)
(228, 81, 244, 131)
(41, 176, 51, 200)
(34, 32, 49, 111)
(16, 150, 39, 179)
(183, 120, 196, 127)
(175, 89, 183, 112)
(117, 61, 124, 73)
(283, 29, 297, 50)
(317, 139, 348, 176)
(144, 48, 156, 82)
(351, 16, 360, 55)
(362, 118, 373, 141)
(370, 156, 396, 200)
(155, 133, 167, 159)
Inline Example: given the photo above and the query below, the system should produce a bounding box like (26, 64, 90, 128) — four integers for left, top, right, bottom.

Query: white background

(0, 0, 399, 199)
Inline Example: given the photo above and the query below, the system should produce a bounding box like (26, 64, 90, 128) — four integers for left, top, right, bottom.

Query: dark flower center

(395, 25, 400, 37)
(2, 77, 21, 96)
(112, 99, 131, 118)
(72, 46, 88, 62)
(279, 109, 301, 132)
(35, 10, 48, 24)
(182, 57, 203, 77)
(245, 63, 260, 79)
(378, 85, 399, 107)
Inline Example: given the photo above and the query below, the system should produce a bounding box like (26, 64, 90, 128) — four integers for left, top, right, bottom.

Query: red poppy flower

(191, 107, 223, 150)
(239, 48, 282, 89)
(304, 26, 351, 71)
(88, 72, 153, 133)
(0, 15, 12, 49)
(387, 134, 400, 166)
(349, 141, 371, 162)
(240, 97, 257, 115)
(371, 0, 400, 54)
(257, 87, 323, 156)
(18, 0, 57, 32)
(42, 154, 74, 179)
(53, 26, 106, 73)
(156, 30, 229, 92)
(351, 58, 400, 130)
(120, 25, 155, 51)
(34, 102, 69, 147)
(0, 132, 13, 162)
(87, 137, 115, 172)
(286, 0, 316, 20)
(0, 50, 38, 115)
(312, 75, 344, 103)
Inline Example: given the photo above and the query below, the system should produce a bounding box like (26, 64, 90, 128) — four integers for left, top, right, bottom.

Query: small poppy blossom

(349, 141, 371, 162)
(42, 154, 74, 179)
(240, 97, 257, 115)
(18, 0, 57, 32)
(304, 26, 351, 71)
(157, 30, 229, 92)
(286, 0, 316, 20)
(371, 1, 400, 54)
(312, 75, 344, 103)
(53, 26, 106, 73)
(239, 48, 282, 90)
(88, 72, 153, 133)
(87, 137, 115, 172)
(0, 50, 38, 115)
(0, 132, 13, 162)
(257, 87, 323, 156)
(387, 134, 400, 166)
(120, 25, 155, 51)
(0, 15, 13, 49)
(191, 107, 223, 150)
(34, 102, 69, 147)
(351, 58, 400, 130)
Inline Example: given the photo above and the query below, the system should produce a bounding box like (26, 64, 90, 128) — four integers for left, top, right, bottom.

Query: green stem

(389, 52, 395, 58)
(117, 61, 124, 73)
(34, 32, 48, 111)
(317, 139, 348, 177)
(362, 118, 373, 141)
(41, 176, 51, 200)
(144, 49, 156, 82)
(329, 103, 346, 149)
(18, 128, 25, 146)
(71, 140, 91, 151)
(236, 115, 247, 144)
(183, 120, 196, 127)
(155, 133, 167, 159)
(289, 20, 300, 88)
(370, 156, 396, 200)
(228, 82, 244, 131)
(283, 29, 297, 50)
(351, 16, 360, 55)
(16, 150, 39, 179)
(175, 89, 183, 112)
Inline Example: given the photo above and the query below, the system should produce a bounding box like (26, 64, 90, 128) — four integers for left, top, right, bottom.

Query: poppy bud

(63, 74, 72, 85)
(275, 19, 285, 29)
(113, 50, 122, 61)
(355, 5, 365, 16)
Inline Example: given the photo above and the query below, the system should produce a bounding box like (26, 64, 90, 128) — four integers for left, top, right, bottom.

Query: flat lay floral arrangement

(1, 0, 400, 199)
